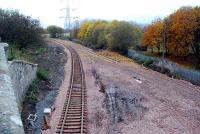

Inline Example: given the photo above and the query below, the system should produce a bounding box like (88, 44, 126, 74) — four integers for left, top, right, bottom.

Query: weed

(128, 49, 200, 85)
(7, 45, 32, 61)
(36, 47, 46, 55)
(25, 80, 39, 106)
(143, 60, 153, 67)
(7, 47, 15, 61)
(37, 68, 49, 80)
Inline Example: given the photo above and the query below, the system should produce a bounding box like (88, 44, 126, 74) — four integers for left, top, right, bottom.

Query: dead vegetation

(96, 50, 133, 63)
(104, 85, 148, 124)
(92, 67, 105, 93)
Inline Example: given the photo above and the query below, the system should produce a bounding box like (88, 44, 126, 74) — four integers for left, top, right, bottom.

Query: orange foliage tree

(142, 6, 200, 62)
(167, 7, 197, 57)
(142, 19, 163, 53)
(192, 6, 200, 65)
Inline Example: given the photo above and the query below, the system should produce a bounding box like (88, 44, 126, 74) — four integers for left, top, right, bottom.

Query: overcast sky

(0, 0, 200, 28)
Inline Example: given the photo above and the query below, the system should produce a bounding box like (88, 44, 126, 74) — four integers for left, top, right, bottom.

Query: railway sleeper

(60, 116, 81, 120)
(67, 110, 82, 114)
(56, 128, 87, 133)
(58, 122, 81, 127)
(59, 118, 83, 123)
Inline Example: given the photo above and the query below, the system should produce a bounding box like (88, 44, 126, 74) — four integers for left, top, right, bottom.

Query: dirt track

(48, 40, 200, 134)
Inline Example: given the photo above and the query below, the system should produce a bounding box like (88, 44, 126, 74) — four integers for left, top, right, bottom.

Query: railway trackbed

(53, 40, 87, 134)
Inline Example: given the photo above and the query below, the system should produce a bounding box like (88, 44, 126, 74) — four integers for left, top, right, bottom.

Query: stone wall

(0, 42, 38, 133)
(9, 60, 37, 107)
(0, 43, 24, 134)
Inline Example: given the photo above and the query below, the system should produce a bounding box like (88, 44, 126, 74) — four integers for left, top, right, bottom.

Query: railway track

(53, 40, 87, 134)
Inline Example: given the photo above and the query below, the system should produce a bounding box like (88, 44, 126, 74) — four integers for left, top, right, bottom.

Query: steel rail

(52, 39, 87, 134)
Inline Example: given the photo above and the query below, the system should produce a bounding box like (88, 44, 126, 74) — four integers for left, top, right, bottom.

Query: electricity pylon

(60, 0, 78, 39)
(60, 0, 71, 31)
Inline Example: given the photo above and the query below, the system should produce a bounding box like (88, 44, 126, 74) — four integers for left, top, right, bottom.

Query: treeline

(78, 20, 142, 54)
(142, 6, 200, 64)
(0, 9, 43, 48)
(77, 6, 200, 66)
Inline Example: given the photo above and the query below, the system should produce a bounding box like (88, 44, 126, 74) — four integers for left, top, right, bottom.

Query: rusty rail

(53, 40, 87, 134)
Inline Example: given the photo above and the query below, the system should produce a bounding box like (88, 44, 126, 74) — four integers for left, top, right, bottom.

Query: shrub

(106, 21, 134, 54)
(36, 47, 46, 55)
(0, 9, 43, 49)
(143, 60, 154, 67)
(7, 45, 32, 61)
(47, 25, 64, 38)
(128, 49, 200, 85)
(7, 47, 15, 61)
(37, 68, 49, 80)
(78, 20, 135, 52)
(25, 80, 39, 105)
(96, 32, 107, 49)
(174, 66, 200, 85)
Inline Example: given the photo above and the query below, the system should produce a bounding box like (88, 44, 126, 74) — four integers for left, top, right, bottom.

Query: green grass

(37, 68, 49, 81)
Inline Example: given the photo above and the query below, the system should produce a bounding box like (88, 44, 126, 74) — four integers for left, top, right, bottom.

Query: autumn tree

(84, 22, 96, 46)
(167, 7, 197, 57)
(78, 21, 91, 42)
(192, 6, 200, 66)
(142, 19, 163, 53)
(78, 21, 108, 49)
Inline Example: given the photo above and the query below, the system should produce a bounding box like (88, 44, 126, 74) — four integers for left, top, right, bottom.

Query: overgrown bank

(20, 42, 67, 133)
(127, 49, 200, 85)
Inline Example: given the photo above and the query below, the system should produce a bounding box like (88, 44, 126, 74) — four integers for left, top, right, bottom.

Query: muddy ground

(21, 42, 67, 134)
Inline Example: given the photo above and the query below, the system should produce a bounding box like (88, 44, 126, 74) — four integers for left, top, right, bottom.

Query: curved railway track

(53, 40, 87, 134)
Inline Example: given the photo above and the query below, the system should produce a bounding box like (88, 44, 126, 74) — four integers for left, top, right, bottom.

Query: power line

(60, 0, 71, 30)
(60, 0, 79, 30)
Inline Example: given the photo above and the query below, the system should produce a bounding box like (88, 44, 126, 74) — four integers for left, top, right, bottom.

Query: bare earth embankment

(48, 39, 200, 134)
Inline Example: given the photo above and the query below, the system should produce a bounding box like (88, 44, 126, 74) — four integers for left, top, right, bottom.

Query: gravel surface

(42, 42, 72, 134)
(45, 39, 200, 134)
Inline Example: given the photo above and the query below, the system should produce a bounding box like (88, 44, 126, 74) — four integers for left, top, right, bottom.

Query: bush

(0, 9, 43, 49)
(7, 46, 15, 61)
(47, 25, 64, 38)
(25, 80, 39, 105)
(7, 45, 30, 61)
(37, 68, 49, 80)
(78, 20, 136, 52)
(106, 21, 134, 54)
(174, 66, 200, 85)
(36, 47, 46, 55)
(96, 31, 107, 49)
(143, 60, 154, 67)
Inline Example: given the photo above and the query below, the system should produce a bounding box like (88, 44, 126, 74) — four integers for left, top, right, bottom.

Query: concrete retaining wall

(0, 43, 24, 134)
(9, 60, 37, 107)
